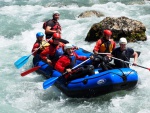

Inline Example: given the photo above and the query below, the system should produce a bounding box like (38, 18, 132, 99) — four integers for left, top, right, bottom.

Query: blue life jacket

(55, 47, 64, 59)
(69, 55, 76, 67)
(49, 47, 64, 61)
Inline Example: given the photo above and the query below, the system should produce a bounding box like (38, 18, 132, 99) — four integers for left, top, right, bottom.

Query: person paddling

(40, 33, 65, 67)
(93, 29, 116, 55)
(93, 29, 116, 70)
(55, 44, 94, 81)
(32, 32, 50, 64)
(111, 37, 138, 68)
(44, 11, 69, 44)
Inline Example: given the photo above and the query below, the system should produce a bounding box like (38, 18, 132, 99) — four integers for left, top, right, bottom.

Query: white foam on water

(0, 1, 150, 113)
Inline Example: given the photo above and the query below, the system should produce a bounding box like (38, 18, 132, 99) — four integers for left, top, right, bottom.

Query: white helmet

(119, 37, 127, 44)
(64, 44, 73, 50)
(53, 11, 60, 15)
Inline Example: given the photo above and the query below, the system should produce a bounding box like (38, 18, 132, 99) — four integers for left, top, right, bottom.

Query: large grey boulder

(85, 16, 147, 42)
(78, 10, 104, 18)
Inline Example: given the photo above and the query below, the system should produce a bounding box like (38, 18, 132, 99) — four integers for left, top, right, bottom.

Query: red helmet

(103, 30, 112, 36)
(52, 33, 61, 39)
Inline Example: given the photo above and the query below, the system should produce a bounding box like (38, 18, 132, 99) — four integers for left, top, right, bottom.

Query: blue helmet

(36, 32, 44, 38)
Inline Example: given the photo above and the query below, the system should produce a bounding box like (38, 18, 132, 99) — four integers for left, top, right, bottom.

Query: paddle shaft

(98, 53, 111, 55)
(43, 58, 91, 89)
(112, 57, 131, 64)
(135, 65, 150, 70)
(112, 57, 150, 71)
(14, 38, 51, 69)
(98, 51, 140, 57)
(63, 58, 91, 75)
(72, 58, 90, 69)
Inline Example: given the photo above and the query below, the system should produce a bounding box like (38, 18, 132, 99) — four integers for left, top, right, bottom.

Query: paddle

(14, 39, 51, 69)
(21, 66, 41, 76)
(98, 51, 141, 58)
(43, 58, 91, 89)
(111, 57, 150, 71)
(20, 63, 48, 76)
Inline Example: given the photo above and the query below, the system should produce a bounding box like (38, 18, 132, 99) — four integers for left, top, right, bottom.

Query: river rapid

(0, 0, 150, 113)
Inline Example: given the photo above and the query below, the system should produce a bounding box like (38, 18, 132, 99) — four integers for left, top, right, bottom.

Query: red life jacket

(44, 19, 62, 39)
(32, 41, 41, 56)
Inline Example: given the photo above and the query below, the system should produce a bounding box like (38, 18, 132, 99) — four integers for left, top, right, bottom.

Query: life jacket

(54, 47, 64, 59)
(33, 41, 41, 55)
(115, 48, 132, 61)
(43, 19, 61, 31)
(113, 48, 133, 68)
(48, 43, 64, 61)
(64, 55, 77, 79)
(43, 20, 50, 29)
(98, 39, 115, 53)
(33, 40, 49, 55)
(40, 40, 50, 50)
(68, 55, 76, 68)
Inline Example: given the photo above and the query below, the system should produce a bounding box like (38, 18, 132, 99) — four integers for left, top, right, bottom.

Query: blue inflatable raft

(34, 48, 138, 98)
